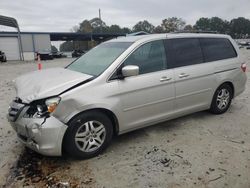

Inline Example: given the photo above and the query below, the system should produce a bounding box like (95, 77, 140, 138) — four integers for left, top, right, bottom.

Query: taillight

(241, 63, 247, 72)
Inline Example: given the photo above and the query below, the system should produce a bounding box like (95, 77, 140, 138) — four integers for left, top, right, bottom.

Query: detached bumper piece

(8, 100, 25, 122)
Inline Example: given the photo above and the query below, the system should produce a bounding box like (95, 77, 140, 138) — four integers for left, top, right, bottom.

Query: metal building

(0, 31, 51, 60)
(0, 15, 24, 60)
(0, 31, 126, 61)
(0, 15, 125, 61)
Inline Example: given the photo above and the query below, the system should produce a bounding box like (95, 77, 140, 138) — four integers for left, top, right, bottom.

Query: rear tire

(63, 111, 113, 159)
(210, 83, 233, 114)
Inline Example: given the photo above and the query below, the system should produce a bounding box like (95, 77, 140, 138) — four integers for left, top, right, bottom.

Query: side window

(200, 38, 237, 62)
(123, 40, 167, 74)
(168, 38, 203, 68)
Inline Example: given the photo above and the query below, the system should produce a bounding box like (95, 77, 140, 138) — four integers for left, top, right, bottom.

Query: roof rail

(173, 30, 218, 34)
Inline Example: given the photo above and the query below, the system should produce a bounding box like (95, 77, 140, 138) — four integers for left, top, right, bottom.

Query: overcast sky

(1, 0, 250, 32)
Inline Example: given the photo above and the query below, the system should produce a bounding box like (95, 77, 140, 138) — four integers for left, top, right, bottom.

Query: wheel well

(223, 81, 235, 98)
(68, 108, 119, 135)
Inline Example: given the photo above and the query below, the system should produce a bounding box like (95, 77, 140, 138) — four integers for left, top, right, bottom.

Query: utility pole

(99, 8, 102, 33)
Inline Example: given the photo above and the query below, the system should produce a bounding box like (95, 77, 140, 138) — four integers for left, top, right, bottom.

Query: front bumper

(8, 104, 68, 156)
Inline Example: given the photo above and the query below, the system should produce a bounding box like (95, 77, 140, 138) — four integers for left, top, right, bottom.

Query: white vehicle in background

(237, 41, 250, 49)
(8, 33, 247, 158)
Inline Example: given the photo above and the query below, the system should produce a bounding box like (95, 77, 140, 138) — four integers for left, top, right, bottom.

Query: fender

(53, 100, 120, 125)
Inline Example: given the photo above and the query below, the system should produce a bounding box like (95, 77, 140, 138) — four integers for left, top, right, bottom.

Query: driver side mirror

(122, 65, 139, 78)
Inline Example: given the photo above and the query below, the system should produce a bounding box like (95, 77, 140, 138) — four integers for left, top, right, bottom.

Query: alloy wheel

(216, 88, 230, 110)
(74, 120, 106, 152)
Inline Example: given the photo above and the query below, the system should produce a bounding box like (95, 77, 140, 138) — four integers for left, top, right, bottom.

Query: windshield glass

(67, 42, 132, 76)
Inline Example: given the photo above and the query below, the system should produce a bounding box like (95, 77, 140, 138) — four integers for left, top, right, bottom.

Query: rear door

(166, 38, 215, 114)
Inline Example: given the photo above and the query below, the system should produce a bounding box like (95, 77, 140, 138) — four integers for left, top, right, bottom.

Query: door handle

(160, 76, 172, 82)
(179, 73, 189, 78)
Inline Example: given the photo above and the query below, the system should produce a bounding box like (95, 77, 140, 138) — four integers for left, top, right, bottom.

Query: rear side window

(200, 38, 237, 62)
(168, 38, 203, 68)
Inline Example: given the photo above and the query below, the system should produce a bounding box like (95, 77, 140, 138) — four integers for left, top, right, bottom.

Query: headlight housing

(24, 97, 61, 118)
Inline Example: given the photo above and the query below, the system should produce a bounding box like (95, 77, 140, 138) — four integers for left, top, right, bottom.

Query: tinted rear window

(200, 38, 237, 62)
(168, 38, 203, 68)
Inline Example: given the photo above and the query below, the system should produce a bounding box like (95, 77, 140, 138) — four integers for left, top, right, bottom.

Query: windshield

(67, 42, 132, 76)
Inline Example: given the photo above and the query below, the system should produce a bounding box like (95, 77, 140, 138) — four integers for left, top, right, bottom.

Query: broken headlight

(24, 97, 61, 118)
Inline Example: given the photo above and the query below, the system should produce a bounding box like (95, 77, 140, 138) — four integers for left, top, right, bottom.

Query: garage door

(0, 37, 20, 60)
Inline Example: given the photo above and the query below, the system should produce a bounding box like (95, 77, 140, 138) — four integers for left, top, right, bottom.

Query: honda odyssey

(8, 33, 247, 158)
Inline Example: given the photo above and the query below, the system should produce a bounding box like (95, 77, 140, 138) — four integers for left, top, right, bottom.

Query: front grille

(17, 133, 28, 142)
(8, 100, 25, 122)
(24, 105, 37, 117)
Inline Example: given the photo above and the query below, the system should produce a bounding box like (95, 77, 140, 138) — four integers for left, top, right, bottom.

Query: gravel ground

(0, 51, 250, 188)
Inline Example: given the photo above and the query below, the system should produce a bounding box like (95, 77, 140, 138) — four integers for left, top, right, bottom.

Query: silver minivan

(8, 33, 247, 158)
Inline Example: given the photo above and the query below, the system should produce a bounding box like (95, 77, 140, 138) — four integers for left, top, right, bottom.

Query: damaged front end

(7, 97, 67, 156)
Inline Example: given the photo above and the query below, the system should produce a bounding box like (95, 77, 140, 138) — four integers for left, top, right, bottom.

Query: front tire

(63, 111, 113, 159)
(210, 83, 233, 114)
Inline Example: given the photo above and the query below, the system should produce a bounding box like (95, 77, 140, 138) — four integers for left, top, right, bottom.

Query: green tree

(183, 24, 194, 32)
(59, 41, 73, 52)
(230, 17, 250, 38)
(90, 18, 109, 33)
(210, 17, 230, 33)
(90, 18, 107, 28)
(154, 25, 164, 33)
(108, 24, 123, 33)
(161, 17, 186, 32)
(51, 45, 58, 52)
(194, 17, 229, 34)
(194, 17, 210, 31)
(121, 27, 131, 34)
(132, 20, 155, 33)
(107, 25, 131, 34)
(75, 20, 94, 50)
(79, 20, 93, 33)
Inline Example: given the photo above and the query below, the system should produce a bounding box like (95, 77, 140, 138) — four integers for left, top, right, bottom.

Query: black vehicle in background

(0, 51, 7, 62)
(52, 51, 67, 58)
(52, 51, 63, 58)
(35, 51, 53, 60)
(72, 50, 85, 58)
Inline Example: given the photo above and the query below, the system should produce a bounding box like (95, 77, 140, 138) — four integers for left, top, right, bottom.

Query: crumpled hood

(15, 67, 93, 103)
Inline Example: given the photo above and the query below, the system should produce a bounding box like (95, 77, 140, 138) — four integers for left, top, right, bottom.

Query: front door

(117, 40, 175, 131)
